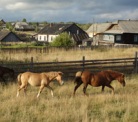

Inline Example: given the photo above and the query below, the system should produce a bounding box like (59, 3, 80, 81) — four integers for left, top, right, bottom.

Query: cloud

(6, 2, 29, 10)
(0, 0, 138, 23)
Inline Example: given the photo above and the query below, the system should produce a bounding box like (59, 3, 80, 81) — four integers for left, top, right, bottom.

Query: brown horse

(0, 66, 14, 83)
(17, 71, 64, 98)
(73, 70, 125, 95)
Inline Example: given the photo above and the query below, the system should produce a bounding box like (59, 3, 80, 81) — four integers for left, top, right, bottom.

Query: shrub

(50, 32, 75, 47)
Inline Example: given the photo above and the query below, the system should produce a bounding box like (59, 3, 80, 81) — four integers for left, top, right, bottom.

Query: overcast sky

(0, 0, 138, 23)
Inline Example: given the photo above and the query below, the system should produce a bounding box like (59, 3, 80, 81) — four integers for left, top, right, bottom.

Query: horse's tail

(17, 73, 22, 85)
(74, 71, 83, 84)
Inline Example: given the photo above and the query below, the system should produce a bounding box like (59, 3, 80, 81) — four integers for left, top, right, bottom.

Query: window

(51, 36, 53, 40)
(134, 35, 138, 42)
(116, 35, 121, 41)
(103, 35, 114, 42)
(44, 36, 47, 41)
(39, 36, 41, 40)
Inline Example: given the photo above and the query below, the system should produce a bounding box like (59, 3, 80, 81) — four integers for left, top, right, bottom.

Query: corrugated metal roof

(86, 23, 112, 33)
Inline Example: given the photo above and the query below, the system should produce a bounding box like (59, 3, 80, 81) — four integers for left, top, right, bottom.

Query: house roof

(105, 20, 138, 34)
(0, 30, 21, 41)
(0, 19, 6, 24)
(118, 20, 138, 33)
(86, 23, 112, 33)
(38, 23, 73, 34)
(0, 30, 10, 40)
(104, 30, 124, 34)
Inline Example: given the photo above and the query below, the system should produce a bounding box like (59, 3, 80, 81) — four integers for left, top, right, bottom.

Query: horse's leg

(73, 81, 82, 96)
(46, 85, 54, 97)
(17, 85, 26, 97)
(37, 85, 45, 98)
(23, 86, 28, 96)
(106, 85, 114, 95)
(101, 85, 105, 92)
(83, 83, 88, 96)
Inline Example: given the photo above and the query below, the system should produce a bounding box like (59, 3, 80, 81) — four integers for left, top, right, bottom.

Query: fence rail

(2, 55, 138, 80)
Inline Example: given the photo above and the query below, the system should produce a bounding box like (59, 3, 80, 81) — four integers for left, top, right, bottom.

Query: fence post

(82, 56, 85, 71)
(30, 57, 34, 71)
(135, 52, 138, 73)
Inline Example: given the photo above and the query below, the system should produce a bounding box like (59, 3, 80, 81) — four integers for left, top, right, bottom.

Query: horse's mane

(103, 70, 124, 76)
(44, 71, 63, 80)
(109, 70, 122, 73)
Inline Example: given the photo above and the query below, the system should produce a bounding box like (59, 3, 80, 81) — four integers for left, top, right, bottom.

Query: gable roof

(105, 20, 138, 34)
(0, 31, 10, 40)
(118, 20, 138, 33)
(38, 23, 73, 34)
(86, 23, 112, 34)
(0, 19, 6, 24)
(0, 30, 21, 41)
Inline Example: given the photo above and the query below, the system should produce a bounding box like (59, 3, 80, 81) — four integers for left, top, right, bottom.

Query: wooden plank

(2, 57, 136, 78)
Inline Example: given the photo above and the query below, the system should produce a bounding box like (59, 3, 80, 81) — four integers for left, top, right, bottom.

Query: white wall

(103, 34, 114, 43)
(37, 34, 58, 42)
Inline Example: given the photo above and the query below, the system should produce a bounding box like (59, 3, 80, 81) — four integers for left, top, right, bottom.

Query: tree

(50, 32, 75, 47)
(22, 18, 27, 22)
(6, 22, 14, 31)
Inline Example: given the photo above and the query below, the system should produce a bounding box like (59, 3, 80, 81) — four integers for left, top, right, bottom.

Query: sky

(0, 0, 138, 23)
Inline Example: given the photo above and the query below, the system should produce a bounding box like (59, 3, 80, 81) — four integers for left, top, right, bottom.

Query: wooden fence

(2, 53, 138, 80)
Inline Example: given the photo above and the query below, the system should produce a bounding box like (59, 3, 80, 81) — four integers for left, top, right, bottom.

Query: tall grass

(0, 47, 138, 62)
(0, 74, 138, 122)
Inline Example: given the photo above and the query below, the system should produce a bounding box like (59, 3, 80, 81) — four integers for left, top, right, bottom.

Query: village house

(0, 19, 6, 30)
(103, 20, 138, 45)
(37, 23, 89, 45)
(86, 22, 112, 45)
(87, 20, 138, 45)
(14, 22, 35, 31)
(0, 30, 22, 45)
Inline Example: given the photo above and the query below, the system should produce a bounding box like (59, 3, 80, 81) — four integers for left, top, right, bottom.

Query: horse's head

(55, 71, 64, 85)
(117, 73, 126, 87)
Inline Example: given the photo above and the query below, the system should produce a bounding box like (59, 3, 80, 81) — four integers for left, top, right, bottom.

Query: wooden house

(86, 23, 112, 45)
(37, 23, 89, 45)
(14, 22, 35, 31)
(0, 30, 22, 45)
(103, 20, 138, 44)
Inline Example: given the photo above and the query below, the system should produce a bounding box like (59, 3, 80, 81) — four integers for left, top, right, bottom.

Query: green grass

(0, 74, 138, 122)
(0, 43, 46, 49)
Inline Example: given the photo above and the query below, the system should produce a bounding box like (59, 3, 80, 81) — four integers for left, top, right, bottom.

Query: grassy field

(0, 47, 138, 122)
(0, 74, 138, 122)
(0, 47, 138, 62)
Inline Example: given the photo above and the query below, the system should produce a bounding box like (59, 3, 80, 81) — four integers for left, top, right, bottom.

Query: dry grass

(0, 74, 138, 122)
(0, 47, 138, 62)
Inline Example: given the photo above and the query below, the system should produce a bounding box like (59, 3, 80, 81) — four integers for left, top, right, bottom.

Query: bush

(50, 32, 75, 47)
